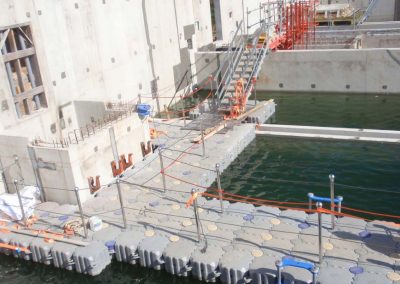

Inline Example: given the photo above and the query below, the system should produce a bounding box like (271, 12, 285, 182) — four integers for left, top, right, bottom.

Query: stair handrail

(357, 0, 378, 26)
(213, 20, 247, 103)
(243, 20, 270, 96)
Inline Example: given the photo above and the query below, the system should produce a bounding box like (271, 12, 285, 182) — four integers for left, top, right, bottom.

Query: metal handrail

(214, 20, 244, 79)
(216, 39, 246, 101)
(358, 0, 378, 25)
(214, 20, 246, 103)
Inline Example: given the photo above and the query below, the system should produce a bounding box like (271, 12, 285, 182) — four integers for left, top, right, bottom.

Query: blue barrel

(137, 104, 151, 117)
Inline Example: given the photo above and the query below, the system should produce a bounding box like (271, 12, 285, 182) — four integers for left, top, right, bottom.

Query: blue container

(137, 104, 151, 117)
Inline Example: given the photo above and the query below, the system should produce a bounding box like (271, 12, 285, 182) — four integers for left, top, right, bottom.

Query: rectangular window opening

(1, 25, 47, 118)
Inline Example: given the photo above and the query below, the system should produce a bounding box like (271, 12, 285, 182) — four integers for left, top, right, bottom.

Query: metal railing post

(74, 187, 88, 239)
(13, 179, 26, 226)
(337, 196, 343, 214)
(191, 189, 202, 242)
(312, 266, 319, 284)
(329, 174, 335, 229)
(246, 7, 249, 35)
(116, 178, 128, 229)
(308, 192, 314, 210)
(316, 202, 323, 264)
(215, 164, 224, 214)
(276, 260, 283, 284)
(200, 113, 205, 158)
(158, 149, 167, 192)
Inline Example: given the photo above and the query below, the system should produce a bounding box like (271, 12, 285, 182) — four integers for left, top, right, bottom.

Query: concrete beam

(256, 124, 400, 143)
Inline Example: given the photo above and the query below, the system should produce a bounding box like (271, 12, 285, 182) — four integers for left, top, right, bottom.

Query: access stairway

(213, 20, 271, 112)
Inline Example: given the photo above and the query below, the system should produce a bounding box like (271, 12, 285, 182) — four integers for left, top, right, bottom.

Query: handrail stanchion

(13, 180, 26, 226)
(74, 187, 88, 239)
(215, 163, 224, 214)
(316, 202, 323, 264)
(200, 112, 206, 158)
(337, 196, 343, 214)
(116, 178, 128, 230)
(158, 148, 167, 192)
(308, 192, 314, 211)
(311, 266, 319, 284)
(191, 189, 202, 243)
(276, 260, 283, 284)
(329, 174, 335, 229)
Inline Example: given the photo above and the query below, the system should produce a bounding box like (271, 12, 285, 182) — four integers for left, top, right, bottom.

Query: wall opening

(0, 25, 47, 118)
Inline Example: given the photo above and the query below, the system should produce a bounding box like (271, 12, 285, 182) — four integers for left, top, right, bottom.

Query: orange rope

(207, 189, 309, 206)
(201, 191, 314, 213)
(335, 205, 400, 220)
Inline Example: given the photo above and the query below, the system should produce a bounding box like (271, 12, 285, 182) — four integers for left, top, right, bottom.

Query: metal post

(246, 7, 249, 35)
(215, 164, 224, 214)
(316, 202, 323, 264)
(276, 260, 283, 284)
(200, 113, 205, 158)
(308, 192, 314, 210)
(0, 157, 9, 193)
(337, 196, 343, 214)
(329, 174, 335, 229)
(27, 147, 46, 202)
(191, 189, 201, 242)
(116, 179, 128, 229)
(13, 180, 26, 226)
(155, 95, 161, 117)
(74, 187, 88, 239)
(158, 149, 167, 192)
(14, 155, 23, 184)
(311, 266, 319, 284)
(109, 126, 120, 172)
(138, 94, 142, 104)
(254, 80, 257, 106)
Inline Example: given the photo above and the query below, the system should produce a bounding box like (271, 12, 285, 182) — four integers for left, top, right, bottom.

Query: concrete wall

(319, 0, 396, 21)
(0, 135, 37, 193)
(0, 113, 149, 204)
(0, 0, 213, 141)
(361, 34, 400, 48)
(213, 0, 266, 41)
(258, 49, 400, 94)
(194, 51, 226, 84)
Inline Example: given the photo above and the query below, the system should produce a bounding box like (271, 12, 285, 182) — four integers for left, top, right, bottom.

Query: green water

(263, 92, 400, 130)
(1, 92, 400, 283)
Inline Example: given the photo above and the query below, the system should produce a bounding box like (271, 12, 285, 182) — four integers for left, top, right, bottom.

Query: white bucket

(89, 216, 102, 232)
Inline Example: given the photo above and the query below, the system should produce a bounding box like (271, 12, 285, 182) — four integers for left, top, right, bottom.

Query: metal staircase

(213, 18, 270, 108)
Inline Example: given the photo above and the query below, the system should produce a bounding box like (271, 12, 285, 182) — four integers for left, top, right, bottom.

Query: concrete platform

(256, 124, 400, 143)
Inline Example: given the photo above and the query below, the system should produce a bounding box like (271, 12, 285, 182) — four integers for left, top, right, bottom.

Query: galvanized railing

(214, 20, 246, 103)
(33, 107, 137, 148)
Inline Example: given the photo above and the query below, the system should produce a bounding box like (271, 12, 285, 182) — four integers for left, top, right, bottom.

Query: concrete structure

(258, 49, 400, 94)
(256, 124, 400, 143)
(0, 0, 277, 203)
(320, 0, 398, 22)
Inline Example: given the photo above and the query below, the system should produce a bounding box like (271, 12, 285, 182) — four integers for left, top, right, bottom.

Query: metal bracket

(37, 158, 56, 171)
